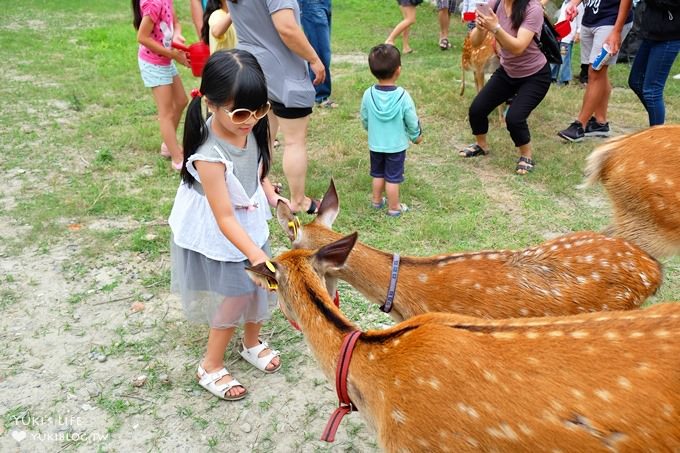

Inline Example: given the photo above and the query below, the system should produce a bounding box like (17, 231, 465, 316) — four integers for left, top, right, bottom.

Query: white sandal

(239, 339, 281, 374)
(196, 364, 247, 401)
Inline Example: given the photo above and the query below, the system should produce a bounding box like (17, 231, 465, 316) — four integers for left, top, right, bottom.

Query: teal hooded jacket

(360, 85, 422, 153)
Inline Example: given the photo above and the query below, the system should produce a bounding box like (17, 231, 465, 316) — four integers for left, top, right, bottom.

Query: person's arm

(261, 175, 290, 208)
(137, 16, 189, 66)
(475, 10, 537, 56)
(270, 8, 326, 85)
(604, 0, 632, 54)
(360, 95, 369, 131)
(565, 0, 583, 21)
(403, 94, 422, 144)
(195, 161, 269, 265)
(173, 10, 186, 44)
(190, 0, 204, 37)
(210, 10, 233, 39)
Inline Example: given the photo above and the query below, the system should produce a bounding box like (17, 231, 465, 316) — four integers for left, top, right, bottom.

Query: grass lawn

(0, 0, 678, 451)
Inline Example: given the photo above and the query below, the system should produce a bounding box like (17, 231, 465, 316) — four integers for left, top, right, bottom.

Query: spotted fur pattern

(583, 125, 680, 258)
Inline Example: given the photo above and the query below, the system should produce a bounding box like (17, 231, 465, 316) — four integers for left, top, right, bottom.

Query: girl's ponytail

(181, 95, 209, 186)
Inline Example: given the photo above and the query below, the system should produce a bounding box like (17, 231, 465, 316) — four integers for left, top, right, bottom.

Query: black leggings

(469, 63, 551, 147)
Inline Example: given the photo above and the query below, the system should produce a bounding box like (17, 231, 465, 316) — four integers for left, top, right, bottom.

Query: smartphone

(476, 1, 492, 16)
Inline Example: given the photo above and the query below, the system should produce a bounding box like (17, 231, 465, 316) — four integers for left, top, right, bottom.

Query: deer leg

(474, 70, 485, 94)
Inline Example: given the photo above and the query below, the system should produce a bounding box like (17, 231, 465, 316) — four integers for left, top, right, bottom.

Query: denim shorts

(138, 58, 179, 88)
(370, 150, 406, 184)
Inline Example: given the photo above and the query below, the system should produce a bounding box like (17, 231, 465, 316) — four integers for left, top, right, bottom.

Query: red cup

(463, 11, 476, 21)
(554, 20, 572, 40)
(172, 41, 210, 77)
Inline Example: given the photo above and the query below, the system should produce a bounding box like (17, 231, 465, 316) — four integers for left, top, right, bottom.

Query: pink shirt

(495, 0, 546, 78)
(137, 0, 175, 66)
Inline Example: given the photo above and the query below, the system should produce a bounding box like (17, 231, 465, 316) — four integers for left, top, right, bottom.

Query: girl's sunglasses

(222, 102, 271, 124)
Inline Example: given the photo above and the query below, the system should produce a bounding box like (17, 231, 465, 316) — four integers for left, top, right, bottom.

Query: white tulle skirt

(170, 237, 276, 329)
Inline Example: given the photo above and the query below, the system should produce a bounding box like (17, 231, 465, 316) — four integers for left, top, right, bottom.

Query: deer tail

(579, 134, 628, 189)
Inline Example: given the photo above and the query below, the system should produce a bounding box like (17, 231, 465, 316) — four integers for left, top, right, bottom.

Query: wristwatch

(491, 24, 501, 34)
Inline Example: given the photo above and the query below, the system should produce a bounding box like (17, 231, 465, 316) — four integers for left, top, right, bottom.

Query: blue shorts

(370, 150, 406, 184)
(138, 58, 179, 88)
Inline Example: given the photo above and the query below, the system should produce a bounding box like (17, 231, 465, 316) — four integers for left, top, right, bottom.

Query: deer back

(583, 125, 680, 258)
(277, 186, 662, 320)
(351, 304, 680, 452)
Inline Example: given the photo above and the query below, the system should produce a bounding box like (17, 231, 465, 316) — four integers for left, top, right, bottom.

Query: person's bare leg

(386, 6, 416, 49)
(170, 75, 188, 131)
(372, 177, 385, 205)
(201, 327, 246, 398)
(577, 65, 610, 126)
(152, 84, 183, 168)
(593, 67, 612, 123)
(242, 322, 280, 371)
(385, 182, 401, 211)
(474, 133, 489, 151)
(277, 115, 312, 213)
(402, 26, 412, 53)
(439, 8, 450, 41)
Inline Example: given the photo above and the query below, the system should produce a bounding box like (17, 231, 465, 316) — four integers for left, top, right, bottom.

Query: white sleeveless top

(168, 133, 271, 262)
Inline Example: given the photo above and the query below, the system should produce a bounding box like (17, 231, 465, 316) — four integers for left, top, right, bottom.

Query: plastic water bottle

(592, 44, 612, 71)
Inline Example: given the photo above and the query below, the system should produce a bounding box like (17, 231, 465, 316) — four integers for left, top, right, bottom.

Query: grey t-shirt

(197, 117, 260, 197)
(229, 0, 315, 108)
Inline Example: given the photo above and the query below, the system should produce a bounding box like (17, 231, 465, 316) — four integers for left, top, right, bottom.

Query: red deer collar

(321, 330, 362, 442)
(380, 254, 401, 313)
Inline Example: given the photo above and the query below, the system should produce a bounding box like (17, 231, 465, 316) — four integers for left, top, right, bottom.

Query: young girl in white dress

(169, 49, 289, 400)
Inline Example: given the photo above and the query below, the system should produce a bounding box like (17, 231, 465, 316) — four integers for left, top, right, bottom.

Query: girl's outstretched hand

(248, 251, 274, 289)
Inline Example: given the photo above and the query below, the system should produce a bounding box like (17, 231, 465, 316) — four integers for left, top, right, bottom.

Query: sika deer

(583, 125, 680, 258)
(277, 181, 661, 321)
(460, 31, 503, 122)
(247, 234, 680, 452)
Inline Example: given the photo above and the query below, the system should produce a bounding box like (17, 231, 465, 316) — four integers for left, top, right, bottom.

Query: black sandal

(515, 156, 535, 175)
(459, 144, 488, 158)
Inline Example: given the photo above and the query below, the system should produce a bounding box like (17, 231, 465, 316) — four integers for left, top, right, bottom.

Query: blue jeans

(550, 41, 573, 84)
(299, 0, 332, 103)
(628, 38, 680, 126)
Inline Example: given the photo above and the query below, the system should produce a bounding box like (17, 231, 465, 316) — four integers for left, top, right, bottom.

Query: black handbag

(536, 18, 563, 65)
(492, 0, 562, 65)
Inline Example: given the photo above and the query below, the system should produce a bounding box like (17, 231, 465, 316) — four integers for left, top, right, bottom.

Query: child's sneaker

(558, 120, 585, 142)
(371, 197, 386, 209)
(387, 204, 409, 217)
(584, 117, 610, 137)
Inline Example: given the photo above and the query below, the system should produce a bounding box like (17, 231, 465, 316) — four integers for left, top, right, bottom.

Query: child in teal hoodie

(360, 44, 422, 217)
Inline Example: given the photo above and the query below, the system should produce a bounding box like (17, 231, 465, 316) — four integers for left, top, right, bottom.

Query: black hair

(368, 44, 401, 80)
(201, 0, 223, 45)
(181, 49, 271, 186)
(508, 0, 530, 31)
(131, 0, 142, 30)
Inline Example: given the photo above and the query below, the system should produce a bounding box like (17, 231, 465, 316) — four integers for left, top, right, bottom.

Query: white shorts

(580, 23, 633, 66)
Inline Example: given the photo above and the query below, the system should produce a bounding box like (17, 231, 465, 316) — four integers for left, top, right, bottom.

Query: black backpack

(493, 0, 562, 65)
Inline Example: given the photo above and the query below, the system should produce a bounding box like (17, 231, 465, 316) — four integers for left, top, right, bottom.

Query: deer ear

(314, 232, 358, 270)
(276, 200, 299, 242)
(245, 261, 279, 290)
(316, 178, 339, 228)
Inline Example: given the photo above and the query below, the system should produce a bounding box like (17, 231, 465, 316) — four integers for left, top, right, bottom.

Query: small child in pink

(132, 0, 189, 170)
